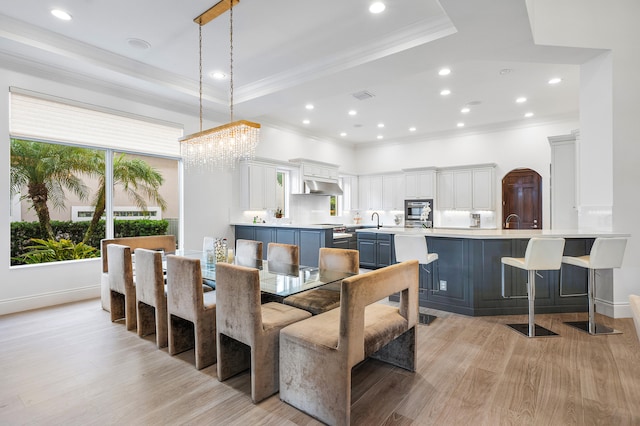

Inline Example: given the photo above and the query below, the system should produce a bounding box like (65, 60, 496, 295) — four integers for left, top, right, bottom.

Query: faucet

(505, 214, 521, 229)
(371, 212, 381, 229)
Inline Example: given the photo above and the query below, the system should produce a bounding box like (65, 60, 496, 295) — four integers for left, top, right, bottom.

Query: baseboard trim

(0, 285, 100, 316)
(596, 298, 632, 319)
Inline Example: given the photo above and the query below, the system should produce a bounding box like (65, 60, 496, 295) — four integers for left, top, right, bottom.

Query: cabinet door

(357, 234, 377, 268)
(454, 170, 473, 209)
(276, 228, 298, 246)
(437, 171, 455, 209)
(358, 176, 371, 211)
(248, 164, 265, 209)
(472, 167, 494, 210)
(300, 230, 322, 266)
(369, 176, 383, 210)
(383, 174, 404, 210)
(405, 173, 417, 199)
(377, 240, 392, 267)
(263, 165, 278, 210)
(235, 226, 256, 242)
(255, 227, 275, 259)
(416, 171, 435, 198)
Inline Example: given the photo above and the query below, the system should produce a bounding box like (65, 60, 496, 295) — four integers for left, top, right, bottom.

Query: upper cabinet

(382, 174, 405, 210)
(437, 164, 495, 210)
(290, 158, 339, 183)
(341, 175, 359, 212)
(241, 161, 278, 210)
(404, 168, 436, 199)
(358, 175, 383, 210)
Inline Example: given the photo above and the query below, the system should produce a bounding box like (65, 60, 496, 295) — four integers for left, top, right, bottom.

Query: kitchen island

(357, 227, 629, 316)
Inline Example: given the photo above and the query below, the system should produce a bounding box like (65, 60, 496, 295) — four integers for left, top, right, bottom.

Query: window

(9, 89, 182, 265)
(276, 169, 289, 217)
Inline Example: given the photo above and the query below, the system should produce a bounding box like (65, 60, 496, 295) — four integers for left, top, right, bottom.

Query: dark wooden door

(502, 169, 542, 229)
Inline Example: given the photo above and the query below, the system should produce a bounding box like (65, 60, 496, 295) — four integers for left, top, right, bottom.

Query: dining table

(161, 250, 355, 302)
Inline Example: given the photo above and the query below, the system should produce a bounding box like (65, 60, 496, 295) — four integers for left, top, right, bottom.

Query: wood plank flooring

(1, 299, 639, 425)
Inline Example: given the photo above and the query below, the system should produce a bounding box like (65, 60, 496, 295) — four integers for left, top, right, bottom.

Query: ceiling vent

(352, 90, 375, 101)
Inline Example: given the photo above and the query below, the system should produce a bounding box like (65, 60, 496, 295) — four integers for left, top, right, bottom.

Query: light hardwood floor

(1, 299, 639, 425)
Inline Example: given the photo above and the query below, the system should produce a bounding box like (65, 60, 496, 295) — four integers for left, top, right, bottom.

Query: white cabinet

(383, 174, 405, 210)
(437, 165, 495, 210)
(341, 175, 359, 212)
(549, 132, 578, 229)
(472, 167, 495, 210)
(404, 169, 436, 199)
(359, 175, 383, 210)
(242, 162, 278, 210)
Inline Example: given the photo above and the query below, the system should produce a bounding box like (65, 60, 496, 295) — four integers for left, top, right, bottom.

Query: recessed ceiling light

(51, 9, 72, 21)
(548, 77, 562, 85)
(524, 112, 534, 118)
(516, 97, 527, 103)
(440, 89, 451, 96)
(127, 38, 151, 50)
(409, 127, 416, 132)
(461, 107, 470, 113)
(302, 119, 310, 124)
(457, 122, 465, 128)
(348, 110, 357, 116)
(340, 132, 347, 137)
(209, 71, 226, 79)
(438, 68, 451, 76)
(377, 123, 384, 128)
(499, 68, 512, 75)
(305, 103, 314, 110)
(377, 135, 384, 140)
(369, 2, 386, 14)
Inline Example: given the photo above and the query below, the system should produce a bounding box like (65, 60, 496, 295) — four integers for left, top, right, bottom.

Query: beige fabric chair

(108, 244, 136, 331)
(267, 242, 298, 265)
(215, 263, 311, 403)
(166, 255, 217, 370)
(280, 260, 419, 426)
(236, 239, 263, 261)
(282, 248, 359, 314)
(134, 248, 167, 348)
(630, 295, 640, 342)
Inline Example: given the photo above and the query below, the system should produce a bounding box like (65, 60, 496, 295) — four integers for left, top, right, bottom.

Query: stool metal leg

(506, 269, 559, 338)
(564, 268, 621, 335)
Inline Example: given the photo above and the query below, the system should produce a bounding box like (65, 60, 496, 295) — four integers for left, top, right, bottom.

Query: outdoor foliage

(11, 219, 169, 265)
(14, 238, 100, 264)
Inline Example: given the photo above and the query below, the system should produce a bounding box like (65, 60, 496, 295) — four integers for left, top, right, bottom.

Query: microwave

(405, 199, 433, 228)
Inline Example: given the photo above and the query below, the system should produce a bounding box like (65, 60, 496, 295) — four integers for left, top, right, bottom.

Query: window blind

(9, 89, 183, 157)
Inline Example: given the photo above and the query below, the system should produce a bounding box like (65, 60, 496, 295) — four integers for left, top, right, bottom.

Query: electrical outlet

(439, 280, 447, 291)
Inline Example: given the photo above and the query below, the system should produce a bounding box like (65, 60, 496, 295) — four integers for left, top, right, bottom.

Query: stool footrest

(564, 321, 622, 335)
(418, 313, 437, 325)
(506, 323, 559, 337)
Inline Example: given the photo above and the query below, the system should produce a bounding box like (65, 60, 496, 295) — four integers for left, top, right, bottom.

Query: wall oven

(405, 199, 433, 228)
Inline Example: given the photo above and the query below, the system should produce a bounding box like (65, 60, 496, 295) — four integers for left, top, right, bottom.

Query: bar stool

(394, 234, 439, 325)
(562, 237, 627, 335)
(501, 237, 565, 337)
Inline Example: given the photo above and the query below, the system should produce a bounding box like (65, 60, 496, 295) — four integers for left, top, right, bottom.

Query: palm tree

(10, 139, 102, 240)
(82, 153, 167, 244)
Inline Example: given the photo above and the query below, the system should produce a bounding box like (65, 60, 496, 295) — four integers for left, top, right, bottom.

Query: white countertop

(355, 227, 630, 239)
(231, 222, 335, 229)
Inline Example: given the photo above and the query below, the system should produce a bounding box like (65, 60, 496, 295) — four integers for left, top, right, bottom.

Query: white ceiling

(0, 0, 602, 146)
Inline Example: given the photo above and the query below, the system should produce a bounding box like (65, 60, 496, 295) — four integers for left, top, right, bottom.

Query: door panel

(502, 169, 542, 229)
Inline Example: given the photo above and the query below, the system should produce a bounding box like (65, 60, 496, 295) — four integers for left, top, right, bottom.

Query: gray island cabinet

(233, 224, 333, 267)
(358, 228, 628, 316)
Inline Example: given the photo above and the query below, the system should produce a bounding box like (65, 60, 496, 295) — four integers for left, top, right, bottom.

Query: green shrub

(10, 219, 169, 265)
(14, 238, 100, 264)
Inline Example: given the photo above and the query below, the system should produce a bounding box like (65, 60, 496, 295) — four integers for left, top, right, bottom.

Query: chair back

(267, 242, 299, 265)
(215, 263, 263, 343)
(589, 237, 627, 269)
(339, 260, 418, 365)
(134, 248, 164, 306)
(101, 235, 175, 273)
(166, 255, 204, 322)
(236, 239, 263, 261)
(319, 247, 359, 274)
(394, 234, 431, 264)
(523, 237, 565, 270)
(107, 244, 133, 293)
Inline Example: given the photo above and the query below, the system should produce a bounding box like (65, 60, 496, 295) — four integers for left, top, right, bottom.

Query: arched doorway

(502, 168, 542, 229)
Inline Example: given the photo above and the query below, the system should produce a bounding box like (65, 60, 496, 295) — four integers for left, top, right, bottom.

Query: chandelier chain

(198, 24, 203, 133)
(229, 0, 234, 123)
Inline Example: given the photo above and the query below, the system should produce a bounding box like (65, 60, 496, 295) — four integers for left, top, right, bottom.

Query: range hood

(302, 179, 343, 196)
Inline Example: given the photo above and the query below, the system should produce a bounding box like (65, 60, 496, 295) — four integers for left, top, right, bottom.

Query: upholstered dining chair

(108, 244, 136, 331)
(235, 239, 263, 261)
(215, 262, 311, 403)
(134, 248, 167, 348)
(282, 248, 359, 315)
(267, 242, 299, 265)
(166, 255, 217, 370)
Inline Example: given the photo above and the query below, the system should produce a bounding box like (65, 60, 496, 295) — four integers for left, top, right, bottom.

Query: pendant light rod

(194, 0, 240, 26)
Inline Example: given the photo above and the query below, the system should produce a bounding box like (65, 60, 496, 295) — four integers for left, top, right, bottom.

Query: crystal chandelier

(181, 0, 260, 170)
